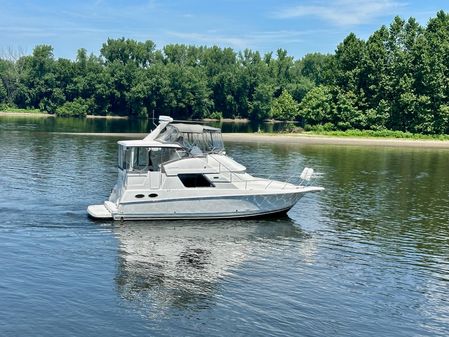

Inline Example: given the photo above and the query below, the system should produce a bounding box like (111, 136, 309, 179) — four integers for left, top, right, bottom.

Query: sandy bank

(55, 132, 449, 149)
(0, 111, 53, 117)
(202, 118, 249, 123)
(86, 115, 128, 119)
(0, 111, 128, 119)
(223, 133, 449, 148)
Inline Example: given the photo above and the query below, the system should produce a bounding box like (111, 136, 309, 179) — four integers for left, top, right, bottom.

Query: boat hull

(87, 189, 317, 221)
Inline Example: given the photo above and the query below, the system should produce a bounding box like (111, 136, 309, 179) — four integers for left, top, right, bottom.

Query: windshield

(155, 124, 224, 155)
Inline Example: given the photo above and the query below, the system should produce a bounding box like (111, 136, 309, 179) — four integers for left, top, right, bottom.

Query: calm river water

(1, 116, 449, 337)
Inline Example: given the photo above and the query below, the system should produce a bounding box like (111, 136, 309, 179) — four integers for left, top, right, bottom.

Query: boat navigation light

(159, 115, 173, 123)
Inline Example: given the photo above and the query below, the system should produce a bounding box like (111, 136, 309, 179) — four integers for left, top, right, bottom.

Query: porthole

(149, 193, 158, 198)
(135, 194, 145, 198)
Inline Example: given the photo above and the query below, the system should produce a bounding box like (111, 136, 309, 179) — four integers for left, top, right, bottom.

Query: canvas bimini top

(168, 123, 221, 133)
(117, 139, 182, 148)
(117, 119, 225, 163)
(155, 123, 225, 155)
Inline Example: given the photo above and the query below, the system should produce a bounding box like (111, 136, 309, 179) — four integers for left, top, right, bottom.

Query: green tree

(271, 90, 299, 121)
(334, 33, 366, 92)
(2, 11, 449, 134)
(297, 53, 334, 85)
(299, 85, 334, 126)
(101, 38, 156, 67)
(249, 83, 274, 120)
(163, 64, 212, 119)
(0, 58, 21, 106)
(56, 97, 91, 117)
(333, 89, 366, 130)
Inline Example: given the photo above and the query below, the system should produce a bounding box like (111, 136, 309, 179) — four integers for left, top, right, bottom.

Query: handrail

(207, 155, 321, 190)
(124, 154, 322, 192)
(207, 155, 247, 183)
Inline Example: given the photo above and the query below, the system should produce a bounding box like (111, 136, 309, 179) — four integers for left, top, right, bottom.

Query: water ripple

(1, 122, 449, 336)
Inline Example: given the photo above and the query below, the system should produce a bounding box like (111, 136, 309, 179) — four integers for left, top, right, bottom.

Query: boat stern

(87, 201, 117, 220)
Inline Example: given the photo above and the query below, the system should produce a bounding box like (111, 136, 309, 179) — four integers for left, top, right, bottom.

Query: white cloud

(166, 29, 331, 49)
(167, 31, 251, 49)
(275, 0, 406, 26)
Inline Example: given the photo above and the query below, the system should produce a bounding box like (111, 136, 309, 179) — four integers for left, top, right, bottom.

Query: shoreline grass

(1, 107, 44, 114)
(303, 129, 449, 141)
(0, 109, 127, 119)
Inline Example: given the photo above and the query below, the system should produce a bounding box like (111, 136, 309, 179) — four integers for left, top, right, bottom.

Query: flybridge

(156, 123, 224, 155)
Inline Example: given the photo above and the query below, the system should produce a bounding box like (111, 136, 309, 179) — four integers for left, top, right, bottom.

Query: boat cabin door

(148, 147, 162, 189)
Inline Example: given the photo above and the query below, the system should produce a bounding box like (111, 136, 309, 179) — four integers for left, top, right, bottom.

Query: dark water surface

(1, 116, 449, 336)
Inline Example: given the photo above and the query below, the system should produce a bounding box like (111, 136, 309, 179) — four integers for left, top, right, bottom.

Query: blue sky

(0, 0, 448, 59)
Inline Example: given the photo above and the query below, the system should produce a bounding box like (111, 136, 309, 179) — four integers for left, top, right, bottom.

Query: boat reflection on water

(113, 218, 307, 314)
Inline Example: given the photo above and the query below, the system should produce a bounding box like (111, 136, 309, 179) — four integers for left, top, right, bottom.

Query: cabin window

(178, 174, 215, 188)
(149, 147, 186, 171)
(205, 131, 224, 153)
(118, 145, 133, 170)
(118, 145, 125, 169)
(118, 146, 187, 172)
(120, 147, 149, 172)
(155, 125, 224, 154)
(134, 147, 149, 171)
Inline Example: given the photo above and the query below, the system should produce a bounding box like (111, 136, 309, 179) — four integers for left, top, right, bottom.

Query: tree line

(1, 11, 449, 134)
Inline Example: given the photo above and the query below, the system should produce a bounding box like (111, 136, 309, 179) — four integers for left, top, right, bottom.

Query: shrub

(55, 98, 91, 117)
(306, 122, 335, 132)
(282, 121, 304, 133)
(205, 111, 223, 120)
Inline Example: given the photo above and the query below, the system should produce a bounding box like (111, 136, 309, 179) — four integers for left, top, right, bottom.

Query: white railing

(123, 155, 322, 192)
(207, 155, 321, 190)
(238, 169, 321, 191)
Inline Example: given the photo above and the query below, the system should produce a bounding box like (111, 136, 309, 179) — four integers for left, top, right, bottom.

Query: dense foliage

(1, 11, 449, 134)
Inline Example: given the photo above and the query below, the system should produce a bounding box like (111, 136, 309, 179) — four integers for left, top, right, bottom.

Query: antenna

(151, 110, 157, 129)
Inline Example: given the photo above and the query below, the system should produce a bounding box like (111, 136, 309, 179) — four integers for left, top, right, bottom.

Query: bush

(39, 88, 66, 114)
(282, 121, 304, 133)
(55, 98, 91, 117)
(271, 90, 299, 121)
(205, 111, 223, 120)
(305, 122, 335, 132)
(305, 128, 449, 140)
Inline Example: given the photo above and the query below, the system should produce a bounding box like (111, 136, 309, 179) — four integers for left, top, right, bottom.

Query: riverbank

(202, 118, 249, 123)
(0, 111, 127, 119)
(224, 133, 449, 148)
(85, 115, 128, 119)
(56, 132, 449, 148)
(0, 111, 52, 117)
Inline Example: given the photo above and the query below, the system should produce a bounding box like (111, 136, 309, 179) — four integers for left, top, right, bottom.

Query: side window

(134, 147, 149, 171)
(149, 148, 161, 171)
(118, 145, 125, 169)
(161, 148, 183, 163)
(124, 148, 133, 170)
(122, 147, 149, 172)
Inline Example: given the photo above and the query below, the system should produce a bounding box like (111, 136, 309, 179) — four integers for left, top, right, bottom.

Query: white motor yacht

(87, 116, 323, 220)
